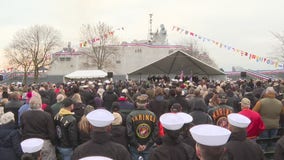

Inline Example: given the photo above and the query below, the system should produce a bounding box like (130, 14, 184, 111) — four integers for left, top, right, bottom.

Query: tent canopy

(64, 70, 107, 79)
(128, 50, 225, 76)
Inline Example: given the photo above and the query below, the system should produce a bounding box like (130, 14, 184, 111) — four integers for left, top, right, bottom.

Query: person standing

(126, 94, 158, 160)
(111, 112, 129, 149)
(103, 84, 117, 111)
(207, 93, 233, 128)
(21, 138, 44, 160)
(0, 112, 23, 160)
(117, 93, 135, 123)
(4, 92, 23, 126)
(72, 109, 131, 160)
(190, 124, 231, 160)
(253, 87, 284, 139)
(50, 94, 65, 117)
(54, 98, 78, 160)
(169, 87, 191, 113)
(225, 113, 265, 160)
(149, 113, 196, 160)
(20, 95, 57, 160)
(238, 98, 265, 140)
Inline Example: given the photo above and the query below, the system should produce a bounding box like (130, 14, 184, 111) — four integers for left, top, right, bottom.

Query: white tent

(64, 70, 107, 80)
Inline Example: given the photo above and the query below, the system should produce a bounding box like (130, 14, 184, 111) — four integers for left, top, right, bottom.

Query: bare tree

(80, 22, 119, 69)
(6, 25, 61, 83)
(176, 38, 218, 67)
(271, 32, 284, 63)
(5, 44, 33, 85)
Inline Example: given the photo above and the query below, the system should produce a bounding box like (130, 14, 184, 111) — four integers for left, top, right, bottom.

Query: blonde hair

(78, 115, 91, 134)
(78, 105, 94, 134)
(72, 93, 82, 103)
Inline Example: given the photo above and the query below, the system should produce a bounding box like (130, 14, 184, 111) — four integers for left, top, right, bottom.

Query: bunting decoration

(79, 27, 125, 48)
(172, 26, 284, 68)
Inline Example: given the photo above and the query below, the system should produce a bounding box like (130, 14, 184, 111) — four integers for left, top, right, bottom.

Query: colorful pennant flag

(171, 25, 283, 68)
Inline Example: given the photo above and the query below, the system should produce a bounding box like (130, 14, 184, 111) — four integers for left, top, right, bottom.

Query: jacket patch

(136, 123, 151, 139)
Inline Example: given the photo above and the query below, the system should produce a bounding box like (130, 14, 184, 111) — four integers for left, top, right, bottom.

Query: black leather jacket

(54, 109, 78, 148)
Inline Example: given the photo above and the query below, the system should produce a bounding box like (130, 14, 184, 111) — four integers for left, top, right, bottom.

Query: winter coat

(111, 125, 128, 149)
(72, 131, 131, 160)
(0, 122, 23, 160)
(189, 111, 213, 125)
(103, 91, 118, 110)
(225, 130, 265, 160)
(73, 102, 86, 122)
(148, 95, 168, 119)
(20, 109, 56, 144)
(149, 135, 196, 160)
(4, 100, 23, 125)
(169, 95, 191, 113)
(54, 108, 78, 148)
(118, 99, 135, 119)
(126, 108, 158, 149)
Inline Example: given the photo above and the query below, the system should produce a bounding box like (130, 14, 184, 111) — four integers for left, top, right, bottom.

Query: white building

(47, 43, 194, 79)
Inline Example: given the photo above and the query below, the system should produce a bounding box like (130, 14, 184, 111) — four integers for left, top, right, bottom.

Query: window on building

(59, 57, 71, 61)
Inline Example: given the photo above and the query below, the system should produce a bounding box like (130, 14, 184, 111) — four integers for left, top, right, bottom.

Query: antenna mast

(148, 13, 153, 42)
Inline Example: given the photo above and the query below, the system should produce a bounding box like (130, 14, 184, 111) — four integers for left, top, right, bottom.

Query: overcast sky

(1, 0, 284, 71)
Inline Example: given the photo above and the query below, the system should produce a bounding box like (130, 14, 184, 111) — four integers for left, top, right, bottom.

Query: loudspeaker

(240, 72, 246, 77)
(107, 72, 113, 78)
(0, 75, 3, 81)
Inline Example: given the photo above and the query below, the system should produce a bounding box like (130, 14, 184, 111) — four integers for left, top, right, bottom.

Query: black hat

(62, 98, 75, 107)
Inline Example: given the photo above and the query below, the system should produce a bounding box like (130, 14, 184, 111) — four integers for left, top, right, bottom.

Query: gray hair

(265, 87, 276, 95)
(29, 94, 42, 110)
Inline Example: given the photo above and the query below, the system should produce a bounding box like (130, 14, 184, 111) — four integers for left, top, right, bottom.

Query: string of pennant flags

(79, 27, 124, 48)
(172, 26, 284, 68)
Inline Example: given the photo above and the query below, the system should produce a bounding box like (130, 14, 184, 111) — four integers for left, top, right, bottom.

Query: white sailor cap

(176, 112, 193, 124)
(86, 109, 115, 127)
(190, 124, 231, 146)
(104, 80, 111, 84)
(160, 113, 184, 130)
(228, 113, 251, 128)
(79, 156, 113, 160)
(21, 138, 44, 153)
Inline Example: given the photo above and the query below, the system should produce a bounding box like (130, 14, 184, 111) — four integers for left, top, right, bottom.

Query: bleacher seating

(255, 128, 284, 160)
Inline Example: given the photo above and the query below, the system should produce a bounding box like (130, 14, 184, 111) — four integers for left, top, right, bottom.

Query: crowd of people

(0, 77, 284, 160)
